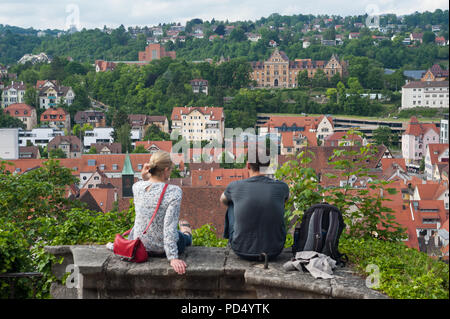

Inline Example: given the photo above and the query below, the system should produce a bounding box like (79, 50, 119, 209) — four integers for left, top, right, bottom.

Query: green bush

(0, 221, 38, 298)
(339, 235, 449, 299)
(192, 224, 228, 248)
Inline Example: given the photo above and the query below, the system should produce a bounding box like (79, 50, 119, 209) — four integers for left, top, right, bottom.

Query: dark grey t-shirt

(224, 175, 290, 258)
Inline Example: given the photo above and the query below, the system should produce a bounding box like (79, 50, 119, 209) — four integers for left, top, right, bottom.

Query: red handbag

(113, 183, 168, 263)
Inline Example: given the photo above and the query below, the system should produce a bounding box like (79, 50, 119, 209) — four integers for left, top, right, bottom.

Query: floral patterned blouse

(129, 181, 182, 260)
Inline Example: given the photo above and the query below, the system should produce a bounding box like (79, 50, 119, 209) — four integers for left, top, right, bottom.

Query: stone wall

(44, 245, 388, 299)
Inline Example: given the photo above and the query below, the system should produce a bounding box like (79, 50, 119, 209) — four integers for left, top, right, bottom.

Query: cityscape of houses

(0, 13, 449, 264)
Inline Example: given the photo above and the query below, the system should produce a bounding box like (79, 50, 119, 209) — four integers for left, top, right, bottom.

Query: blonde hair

(148, 151, 173, 176)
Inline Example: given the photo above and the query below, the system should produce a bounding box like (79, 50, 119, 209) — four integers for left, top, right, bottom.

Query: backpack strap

(302, 209, 318, 251)
(313, 208, 324, 252)
(322, 209, 339, 256)
(324, 207, 348, 267)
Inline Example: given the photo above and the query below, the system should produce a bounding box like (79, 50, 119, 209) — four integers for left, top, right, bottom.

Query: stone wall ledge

(44, 245, 389, 299)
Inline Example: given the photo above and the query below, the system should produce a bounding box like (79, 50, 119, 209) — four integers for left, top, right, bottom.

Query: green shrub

(0, 220, 36, 298)
(339, 235, 449, 299)
(192, 224, 228, 248)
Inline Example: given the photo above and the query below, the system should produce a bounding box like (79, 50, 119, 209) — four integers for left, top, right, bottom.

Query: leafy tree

(214, 24, 226, 36)
(132, 145, 149, 153)
(311, 69, 329, 88)
(116, 123, 132, 153)
(0, 159, 80, 225)
(24, 87, 38, 108)
(111, 108, 129, 140)
(229, 28, 247, 42)
(297, 70, 310, 87)
(373, 126, 399, 148)
(143, 124, 170, 141)
(275, 132, 407, 242)
(87, 146, 97, 154)
(0, 112, 26, 129)
(48, 148, 67, 159)
(422, 31, 436, 44)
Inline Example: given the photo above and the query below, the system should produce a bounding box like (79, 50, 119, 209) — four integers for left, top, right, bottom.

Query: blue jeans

(177, 230, 192, 255)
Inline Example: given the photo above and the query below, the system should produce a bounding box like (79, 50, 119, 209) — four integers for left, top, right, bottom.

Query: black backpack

(292, 203, 348, 267)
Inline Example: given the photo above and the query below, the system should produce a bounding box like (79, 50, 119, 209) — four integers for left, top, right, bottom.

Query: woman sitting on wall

(107, 150, 192, 275)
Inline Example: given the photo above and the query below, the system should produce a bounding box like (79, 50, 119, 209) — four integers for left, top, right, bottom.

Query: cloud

(0, 0, 448, 30)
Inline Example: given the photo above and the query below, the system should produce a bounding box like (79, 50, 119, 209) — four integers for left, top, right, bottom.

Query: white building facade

(0, 128, 19, 159)
(1, 81, 26, 108)
(84, 128, 114, 148)
(18, 128, 65, 147)
(401, 81, 449, 109)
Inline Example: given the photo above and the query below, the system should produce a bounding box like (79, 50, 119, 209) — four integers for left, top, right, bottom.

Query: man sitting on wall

(220, 146, 289, 261)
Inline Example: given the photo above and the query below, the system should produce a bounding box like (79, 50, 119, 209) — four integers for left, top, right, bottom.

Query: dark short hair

(248, 145, 271, 172)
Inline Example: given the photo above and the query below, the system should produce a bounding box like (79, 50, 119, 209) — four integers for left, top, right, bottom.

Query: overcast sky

(0, 0, 448, 30)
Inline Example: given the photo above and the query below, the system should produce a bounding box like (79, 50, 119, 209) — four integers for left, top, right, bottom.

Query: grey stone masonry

(44, 245, 389, 299)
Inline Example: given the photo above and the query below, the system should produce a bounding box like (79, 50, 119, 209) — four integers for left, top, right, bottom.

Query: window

(100, 164, 105, 170)
(112, 164, 118, 170)
(216, 176, 222, 180)
(422, 218, 440, 224)
(87, 159, 96, 166)
(137, 164, 143, 170)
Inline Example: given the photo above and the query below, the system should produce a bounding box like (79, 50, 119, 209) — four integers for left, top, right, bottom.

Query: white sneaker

(106, 242, 114, 251)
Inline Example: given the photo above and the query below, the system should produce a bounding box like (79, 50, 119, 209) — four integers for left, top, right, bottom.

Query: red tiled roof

(3, 103, 35, 117)
(3, 81, 26, 91)
(429, 64, 449, 77)
(296, 131, 318, 146)
(404, 117, 439, 136)
(278, 145, 387, 174)
(40, 107, 69, 122)
(35, 80, 59, 89)
(427, 143, 449, 166)
(281, 132, 294, 148)
(135, 140, 172, 153)
(4, 154, 152, 176)
(48, 135, 81, 152)
(79, 188, 116, 213)
(402, 80, 448, 89)
(264, 115, 333, 130)
(416, 183, 442, 200)
(95, 60, 116, 71)
(324, 131, 362, 142)
(171, 106, 224, 121)
(381, 158, 407, 172)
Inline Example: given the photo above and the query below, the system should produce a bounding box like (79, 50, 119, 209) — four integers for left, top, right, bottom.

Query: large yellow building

(250, 49, 347, 89)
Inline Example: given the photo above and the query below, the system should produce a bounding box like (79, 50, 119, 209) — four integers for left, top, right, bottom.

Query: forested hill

(0, 10, 448, 69)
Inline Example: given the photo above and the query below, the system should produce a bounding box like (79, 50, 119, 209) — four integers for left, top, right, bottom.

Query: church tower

(121, 152, 135, 197)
